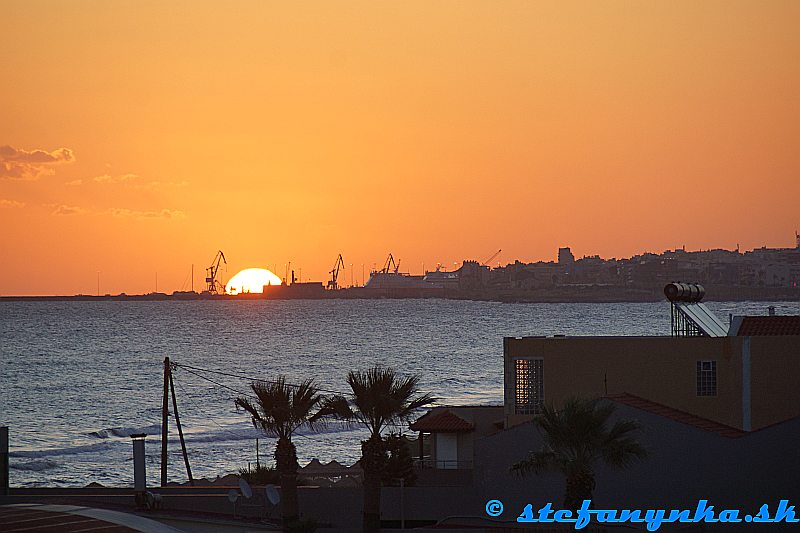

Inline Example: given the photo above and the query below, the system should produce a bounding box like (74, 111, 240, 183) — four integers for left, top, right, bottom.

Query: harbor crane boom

(481, 249, 502, 267)
(205, 250, 227, 294)
(327, 254, 345, 290)
(381, 253, 399, 274)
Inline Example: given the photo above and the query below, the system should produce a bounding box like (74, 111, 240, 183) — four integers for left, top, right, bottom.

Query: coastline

(1, 285, 798, 303)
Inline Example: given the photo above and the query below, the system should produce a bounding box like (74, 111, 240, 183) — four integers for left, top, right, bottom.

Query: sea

(2, 299, 798, 488)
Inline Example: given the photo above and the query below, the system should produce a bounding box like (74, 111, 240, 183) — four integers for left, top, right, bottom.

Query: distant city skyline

(2, 2, 798, 295)
(1, 236, 798, 297)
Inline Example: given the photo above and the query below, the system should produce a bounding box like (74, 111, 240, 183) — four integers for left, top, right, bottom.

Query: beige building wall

(504, 335, 800, 432)
(504, 336, 746, 429)
(748, 335, 800, 429)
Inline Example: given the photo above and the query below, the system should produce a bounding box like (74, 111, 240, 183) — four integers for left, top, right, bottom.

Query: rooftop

(607, 393, 747, 438)
(409, 409, 475, 432)
(734, 315, 800, 336)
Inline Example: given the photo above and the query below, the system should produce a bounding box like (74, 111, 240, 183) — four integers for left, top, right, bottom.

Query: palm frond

(311, 394, 355, 424)
(517, 397, 646, 482)
(600, 419, 648, 468)
(511, 450, 558, 477)
(345, 365, 436, 438)
(234, 376, 325, 440)
(401, 392, 437, 418)
(601, 436, 648, 468)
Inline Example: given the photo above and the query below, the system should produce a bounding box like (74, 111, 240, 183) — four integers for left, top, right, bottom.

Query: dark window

(696, 360, 717, 396)
(515, 358, 544, 414)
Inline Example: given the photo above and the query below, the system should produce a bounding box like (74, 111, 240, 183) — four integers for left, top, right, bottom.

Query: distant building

(453, 260, 489, 291)
(486, 240, 800, 296)
(262, 281, 326, 298)
(557, 246, 575, 265)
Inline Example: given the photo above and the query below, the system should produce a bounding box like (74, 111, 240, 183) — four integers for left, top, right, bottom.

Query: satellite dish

(265, 484, 281, 505)
(227, 489, 239, 503)
(239, 478, 253, 499)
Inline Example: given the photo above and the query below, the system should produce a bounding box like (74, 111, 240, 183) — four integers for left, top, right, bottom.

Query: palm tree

(511, 397, 647, 509)
(235, 377, 324, 530)
(316, 366, 436, 533)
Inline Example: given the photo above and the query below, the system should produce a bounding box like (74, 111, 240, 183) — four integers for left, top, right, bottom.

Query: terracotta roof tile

(736, 316, 800, 336)
(606, 393, 747, 438)
(409, 410, 474, 432)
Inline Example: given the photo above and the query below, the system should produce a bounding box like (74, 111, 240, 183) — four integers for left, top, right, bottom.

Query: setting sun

(225, 268, 282, 295)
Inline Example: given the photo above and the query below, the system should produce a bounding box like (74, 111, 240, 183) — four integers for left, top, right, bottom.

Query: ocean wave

(11, 421, 362, 461)
(89, 424, 162, 439)
(181, 420, 358, 444)
(10, 441, 120, 459)
(297, 420, 361, 436)
(11, 459, 59, 472)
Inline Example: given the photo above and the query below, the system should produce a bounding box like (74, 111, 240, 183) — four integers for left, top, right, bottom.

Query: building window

(696, 360, 717, 396)
(515, 358, 544, 414)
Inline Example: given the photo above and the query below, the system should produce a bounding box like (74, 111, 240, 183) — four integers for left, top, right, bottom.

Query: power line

(172, 372, 255, 442)
(172, 362, 425, 434)
(177, 366, 251, 396)
(172, 370, 357, 444)
(174, 362, 347, 395)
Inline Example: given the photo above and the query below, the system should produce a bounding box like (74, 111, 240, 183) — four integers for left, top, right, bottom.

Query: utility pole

(169, 365, 194, 485)
(1, 427, 8, 496)
(96, 272, 100, 297)
(160, 357, 194, 486)
(161, 357, 169, 486)
(191, 264, 194, 292)
(398, 477, 405, 529)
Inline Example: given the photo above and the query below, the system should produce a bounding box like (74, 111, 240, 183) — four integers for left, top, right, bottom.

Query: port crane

(327, 254, 345, 290)
(481, 249, 502, 267)
(205, 250, 227, 294)
(380, 253, 400, 274)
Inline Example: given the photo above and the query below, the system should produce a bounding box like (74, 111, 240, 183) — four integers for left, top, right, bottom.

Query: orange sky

(2, 1, 798, 296)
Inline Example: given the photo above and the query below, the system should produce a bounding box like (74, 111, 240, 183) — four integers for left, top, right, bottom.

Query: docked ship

(363, 254, 447, 298)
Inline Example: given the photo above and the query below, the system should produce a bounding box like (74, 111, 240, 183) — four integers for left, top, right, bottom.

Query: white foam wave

(11, 421, 361, 461)
(11, 459, 59, 472)
(171, 419, 361, 445)
(181, 423, 354, 443)
(11, 441, 120, 459)
(89, 424, 162, 439)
